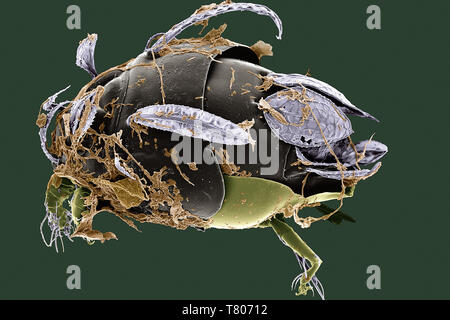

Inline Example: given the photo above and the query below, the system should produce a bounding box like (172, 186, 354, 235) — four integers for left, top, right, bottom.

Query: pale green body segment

(210, 175, 354, 296)
(210, 176, 301, 230)
(210, 176, 351, 230)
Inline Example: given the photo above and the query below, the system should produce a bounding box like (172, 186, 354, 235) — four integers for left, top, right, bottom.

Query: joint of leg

(314, 254, 323, 266)
(304, 254, 322, 282)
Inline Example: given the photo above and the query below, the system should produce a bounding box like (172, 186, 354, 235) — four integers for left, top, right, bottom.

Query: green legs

(45, 176, 90, 228)
(210, 176, 307, 229)
(266, 216, 322, 296)
(45, 176, 76, 228)
(42, 175, 91, 251)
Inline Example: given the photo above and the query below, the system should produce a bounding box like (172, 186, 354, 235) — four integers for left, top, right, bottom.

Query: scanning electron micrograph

(36, 1, 387, 299)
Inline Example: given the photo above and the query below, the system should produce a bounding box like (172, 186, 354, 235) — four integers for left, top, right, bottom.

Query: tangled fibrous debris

(37, 84, 211, 250)
(248, 70, 386, 228)
(37, 1, 387, 252)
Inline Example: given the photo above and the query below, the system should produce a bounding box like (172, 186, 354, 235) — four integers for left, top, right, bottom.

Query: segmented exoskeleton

(36, 2, 387, 299)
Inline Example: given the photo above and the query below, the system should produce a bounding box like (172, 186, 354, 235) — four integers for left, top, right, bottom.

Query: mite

(36, 2, 388, 299)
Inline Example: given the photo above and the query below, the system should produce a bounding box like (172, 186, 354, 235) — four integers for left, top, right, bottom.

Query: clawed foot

(292, 274, 312, 296)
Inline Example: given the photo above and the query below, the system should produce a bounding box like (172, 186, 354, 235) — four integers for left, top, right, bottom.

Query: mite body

(37, 2, 387, 299)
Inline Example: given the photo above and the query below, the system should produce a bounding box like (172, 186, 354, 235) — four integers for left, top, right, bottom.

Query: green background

(1, 0, 448, 300)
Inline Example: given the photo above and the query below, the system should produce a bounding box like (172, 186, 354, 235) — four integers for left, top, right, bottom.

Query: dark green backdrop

(1, 0, 448, 300)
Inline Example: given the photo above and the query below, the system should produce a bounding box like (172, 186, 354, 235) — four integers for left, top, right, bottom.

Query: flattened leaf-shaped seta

(295, 139, 388, 167)
(128, 104, 249, 145)
(305, 162, 382, 180)
(263, 87, 353, 148)
(76, 34, 98, 78)
(269, 72, 378, 122)
(147, 2, 283, 52)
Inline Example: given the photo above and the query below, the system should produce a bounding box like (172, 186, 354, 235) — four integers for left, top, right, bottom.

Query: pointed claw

(277, 235, 325, 299)
(263, 87, 353, 147)
(269, 72, 379, 122)
(76, 34, 98, 78)
(147, 2, 283, 52)
(127, 104, 249, 145)
(291, 274, 302, 291)
(293, 253, 325, 300)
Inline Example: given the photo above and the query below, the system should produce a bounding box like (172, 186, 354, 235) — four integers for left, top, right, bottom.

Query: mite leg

(42, 175, 76, 252)
(45, 176, 75, 228)
(290, 253, 325, 299)
(267, 216, 322, 296)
